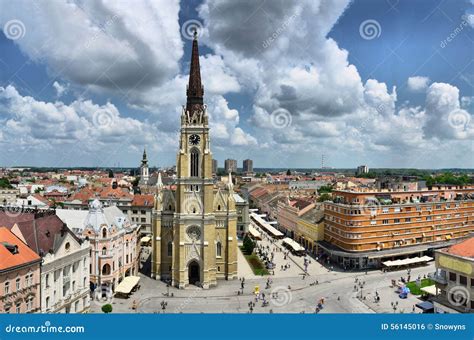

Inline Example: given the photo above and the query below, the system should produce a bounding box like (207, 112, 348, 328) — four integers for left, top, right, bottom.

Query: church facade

(151, 33, 238, 289)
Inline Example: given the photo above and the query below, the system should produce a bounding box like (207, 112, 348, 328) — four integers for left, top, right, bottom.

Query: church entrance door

(188, 261, 200, 285)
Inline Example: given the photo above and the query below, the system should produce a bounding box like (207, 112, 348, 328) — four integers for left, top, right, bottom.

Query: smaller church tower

(139, 148, 149, 185)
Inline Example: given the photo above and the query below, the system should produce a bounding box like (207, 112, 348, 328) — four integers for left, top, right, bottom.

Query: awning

(420, 285, 438, 296)
(248, 225, 261, 239)
(115, 276, 140, 295)
(140, 236, 151, 244)
(282, 237, 305, 252)
(382, 256, 433, 267)
(416, 301, 434, 311)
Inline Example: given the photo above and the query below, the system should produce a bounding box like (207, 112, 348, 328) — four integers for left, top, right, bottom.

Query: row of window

(4, 273, 35, 294)
(327, 202, 466, 215)
(3, 297, 35, 313)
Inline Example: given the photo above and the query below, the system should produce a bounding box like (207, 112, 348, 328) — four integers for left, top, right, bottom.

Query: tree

(243, 234, 256, 255)
(108, 169, 114, 178)
(286, 169, 291, 176)
(102, 304, 113, 314)
(317, 193, 332, 202)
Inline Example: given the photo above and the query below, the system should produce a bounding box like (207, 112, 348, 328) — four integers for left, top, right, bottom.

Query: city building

(0, 227, 41, 314)
(234, 193, 250, 239)
(296, 206, 325, 255)
(212, 159, 218, 175)
(56, 199, 140, 295)
(0, 188, 19, 205)
(151, 33, 238, 289)
(0, 210, 90, 313)
(356, 165, 369, 175)
(321, 186, 474, 269)
(243, 159, 253, 174)
(224, 159, 237, 174)
(277, 198, 316, 238)
(430, 237, 474, 313)
(128, 194, 154, 236)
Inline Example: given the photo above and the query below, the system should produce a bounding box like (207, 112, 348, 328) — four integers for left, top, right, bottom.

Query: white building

(56, 199, 140, 295)
(41, 232, 90, 313)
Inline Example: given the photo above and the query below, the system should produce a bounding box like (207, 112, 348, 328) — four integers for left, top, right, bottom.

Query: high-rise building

(356, 165, 369, 175)
(212, 159, 218, 174)
(243, 159, 253, 173)
(151, 32, 238, 289)
(321, 186, 474, 269)
(225, 159, 237, 173)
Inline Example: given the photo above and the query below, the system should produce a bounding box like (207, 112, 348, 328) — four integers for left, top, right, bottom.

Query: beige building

(430, 237, 474, 313)
(151, 34, 237, 289)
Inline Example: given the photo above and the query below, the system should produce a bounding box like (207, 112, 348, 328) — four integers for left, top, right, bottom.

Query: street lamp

(248, 301, 255, 313)
(161, 300, 168, 313)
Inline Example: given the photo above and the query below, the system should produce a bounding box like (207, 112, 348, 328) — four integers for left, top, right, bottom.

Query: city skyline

(0, 0, 473, 169)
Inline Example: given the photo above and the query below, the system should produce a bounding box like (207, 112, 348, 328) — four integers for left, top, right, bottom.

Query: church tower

(139, 148, 149, 185)
(152, 32, 238, 289)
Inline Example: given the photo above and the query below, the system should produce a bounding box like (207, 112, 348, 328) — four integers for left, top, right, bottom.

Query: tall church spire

(186, 30, 204, 112)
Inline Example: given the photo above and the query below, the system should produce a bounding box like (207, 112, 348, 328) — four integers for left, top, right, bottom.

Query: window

(132, 210, 138, 214)
(449, 272, 456, 282)
(141, 217, 146, 222)
(46, 297, 50, 309)
(5, 281, 9, 294)
(394, 219, 400, 224)
(190, 148, 199, 177)
(141, 210, 146, 214)
(16, 302, 21, 313)
(426, 216, 432, 221)
(382, 219, 389, 225)
(102, 228, 107, 238)
(16, 278, 20, 291)
(382, 207, 389, 214)
(460, 275, 467, 286)
(101, 264, 111, 276)
(405, 218, 411, 222)
(167, 242, 173, 257)
(370, 220, 376, 225)
(102, 247, 107, 256)
(26, 298, 32, 312)
(216, 242, 222, 257)
(65, 242, 70, 251)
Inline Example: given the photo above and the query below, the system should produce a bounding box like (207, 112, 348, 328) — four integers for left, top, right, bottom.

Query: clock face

(189, 134, 200, 145)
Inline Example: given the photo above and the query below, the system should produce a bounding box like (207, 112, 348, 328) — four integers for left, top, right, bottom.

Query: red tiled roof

(132, 194, 154, 207)
(0, 227, 41, 270)
(0, 211, 74, 256)
(445, 237, 474, 258)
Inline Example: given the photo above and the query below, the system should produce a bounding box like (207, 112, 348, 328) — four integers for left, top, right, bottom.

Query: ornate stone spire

(156, 171, 163, 191)
(142, 148, 148, 165)
(227, 171, 234, 192)
(186, 30, 204, 113)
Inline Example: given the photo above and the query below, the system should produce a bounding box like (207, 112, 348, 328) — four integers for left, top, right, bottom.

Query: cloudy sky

(0, 0, 473, 169)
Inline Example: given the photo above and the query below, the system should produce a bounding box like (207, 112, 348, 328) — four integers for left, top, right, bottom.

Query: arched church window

(102, 228, 107, 238)
(167, 242, 173, 257)
(217, 205, 221, 211)
(190, 148, 199, 177)
(216, 242, 222, 257)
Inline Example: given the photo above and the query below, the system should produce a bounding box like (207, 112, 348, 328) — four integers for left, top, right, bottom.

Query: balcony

(429, 271, 447, 285)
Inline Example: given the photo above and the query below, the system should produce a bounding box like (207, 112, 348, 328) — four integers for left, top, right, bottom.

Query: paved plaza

(90, 227, 436, 314)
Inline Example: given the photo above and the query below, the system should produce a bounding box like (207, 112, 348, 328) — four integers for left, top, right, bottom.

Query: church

(151, 32, 238, 289)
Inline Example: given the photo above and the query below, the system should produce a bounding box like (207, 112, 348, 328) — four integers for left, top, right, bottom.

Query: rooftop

(0, 227, 41, 271)
(443, 237, 474, 259)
